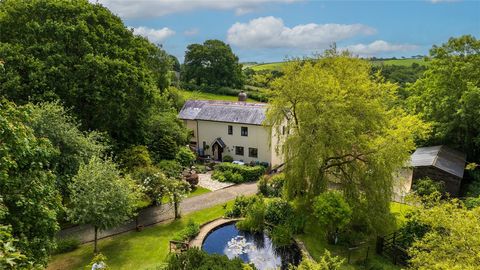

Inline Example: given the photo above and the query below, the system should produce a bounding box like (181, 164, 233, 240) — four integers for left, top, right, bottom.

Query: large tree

(0, 98, 61, 266)
(68, 157, 139, 253)
(0, 0, 172, 148)
(182, 39, 244, 88)
(266, 52, 427, 234)
(407, 35, 480, 161)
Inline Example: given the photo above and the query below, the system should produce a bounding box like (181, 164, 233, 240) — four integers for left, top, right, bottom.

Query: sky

(94, 0, 480, 63)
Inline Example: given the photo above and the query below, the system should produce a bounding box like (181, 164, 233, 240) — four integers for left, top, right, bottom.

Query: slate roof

(178, 100, 267, 125)
(410, 145, 466, 178)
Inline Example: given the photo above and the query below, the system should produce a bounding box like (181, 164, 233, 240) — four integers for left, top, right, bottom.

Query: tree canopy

(266, 52, 428, 234)
(0, 98, 61, 266)
(407, 35, 480, 162)
(182, 39, 244, 88)
(68, 157, 139, 252)
(0, 0, 172, 149)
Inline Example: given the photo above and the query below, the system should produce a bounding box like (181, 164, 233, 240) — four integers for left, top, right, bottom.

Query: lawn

(250, 61, 286, 71)
(179, 89, 254, 102)
(297, 201, 414, 270)
(161, 186, 211, 204)
(47, 201, 232, 270)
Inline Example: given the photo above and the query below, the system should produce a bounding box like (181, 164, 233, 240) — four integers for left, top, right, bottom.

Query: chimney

(238, 91, 247, 102)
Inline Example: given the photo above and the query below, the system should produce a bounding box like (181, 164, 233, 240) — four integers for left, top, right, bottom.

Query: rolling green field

(249, 58, 427, 71)
(179, 89, 254, 102)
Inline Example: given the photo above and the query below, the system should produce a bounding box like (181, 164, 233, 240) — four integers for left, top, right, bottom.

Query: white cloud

(343, 40, 418, 55)
(227, 16, 376, 49)
(93, 0, 299, 18)
(132, 26, 175, 43)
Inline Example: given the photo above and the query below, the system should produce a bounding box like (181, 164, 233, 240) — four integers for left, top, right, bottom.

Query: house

(408, 145, 466, 196)
(178, 93, 283, 167)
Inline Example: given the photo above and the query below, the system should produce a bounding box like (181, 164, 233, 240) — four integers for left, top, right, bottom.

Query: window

(248, 148, 258, 158)
(241, 126, 248, 136)
(228, 125, 233, 135)
(282, 126, 286, 135)
(235, 146, 244, 156)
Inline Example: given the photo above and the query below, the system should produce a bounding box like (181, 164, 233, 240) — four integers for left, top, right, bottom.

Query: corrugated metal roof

(178, 100, 267, 125)
(410, 145, 466, 178)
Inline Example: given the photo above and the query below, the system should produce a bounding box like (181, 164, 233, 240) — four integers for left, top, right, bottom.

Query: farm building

(409, 145, 466, 196)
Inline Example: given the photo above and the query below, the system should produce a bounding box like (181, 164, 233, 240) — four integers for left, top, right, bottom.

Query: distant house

(409, 145, 466, 196)
(178, 93, 283, 167)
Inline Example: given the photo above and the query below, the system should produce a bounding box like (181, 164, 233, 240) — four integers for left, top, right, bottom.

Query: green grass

(372, 58, 428, 67)
(250, 58, 427, 72)
(47, 201, 232, 270)
(161, 186, 211, 204)
(179, 89, 254, 102)
(297, 201, 414, 270)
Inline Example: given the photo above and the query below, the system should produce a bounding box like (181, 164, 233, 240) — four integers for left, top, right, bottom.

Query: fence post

(375, 236, 384, 254)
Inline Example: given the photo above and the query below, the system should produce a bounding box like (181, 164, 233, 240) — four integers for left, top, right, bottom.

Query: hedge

(214, 162, 265, 182)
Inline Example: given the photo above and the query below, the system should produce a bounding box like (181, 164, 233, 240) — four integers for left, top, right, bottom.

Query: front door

(212, 142, 223, 161)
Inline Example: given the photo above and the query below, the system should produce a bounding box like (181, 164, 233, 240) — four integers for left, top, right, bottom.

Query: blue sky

(97, 0, 479, 63)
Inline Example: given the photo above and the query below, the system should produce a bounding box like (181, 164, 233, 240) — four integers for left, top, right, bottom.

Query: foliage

(85, 253, 109, 270)
(397, 213, 430, 248)
(407, 198, 480, 269)
(225, 196, 259, 218)
(407, 35, 480, 161)
(269, 224, 293, 247)
(158, 160, 183, 179)
(212, 170, 245, 183)
(0, 225, 29, 269)
(26, 101, 106, 198)
(53, 237, 80, 255)
(222, 155, 234, 163)
(313, 192, 352, 244)
(146, 111, 189, 162)
(68, 157, 140, 252)
(291, 251, 344, 270)
(175, 146, 196, 167)
(372, 63, 427, 99)
(266, 52, 428, 236)
(182, 39, 244, 88)
(0, 0, 172, 149)
(264, 198, 294, 226)
(120, 145, 153, 171)
(0, 98, 61, 266)
(165, 179, 191, 219)
(465, 170, 480, 197)
(131, 166, 168, 205)
(464, 196, 480, 210)
(173, 220, 200, 242)
(236, 198, 265, 233)
(215, 163, 265, 182)
(412, 178, 444, 198)
(258, 173, 285, 197)
(165, 248, 246, 270)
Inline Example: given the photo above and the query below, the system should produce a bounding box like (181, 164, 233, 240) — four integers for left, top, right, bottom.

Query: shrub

(225, 196, 258, 218)
(165, 248, 245, 270)
(413, 177, 444, 197)
(85, 253, 109, 270)
(215, 163, 265, 182)
(158, 160, 182, 178)
(222, 155, 234, 162)
(120, 145, 153, 171)
(258, 173, 284, 197)
(173, 220, 200, 242)
(464, 196, 480, 209)
(264, 198, 294, 226)
(212, 170, 227, 182)
(236, 198, 265, 233)
(54, 237, 80, 254)
(292, 251, 344, 270)
(269, 224, 292, 247)
(230, 172, 244, 183)
(313, 191, 352, 244)
(176, 146, 196, 167)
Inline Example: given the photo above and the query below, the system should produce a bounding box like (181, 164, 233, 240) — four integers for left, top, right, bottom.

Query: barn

(410, 145, 466, 196)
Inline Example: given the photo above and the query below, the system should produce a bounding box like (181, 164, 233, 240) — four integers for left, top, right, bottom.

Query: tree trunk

(94, 226, 98, 253)
(174, 194, 179, 219)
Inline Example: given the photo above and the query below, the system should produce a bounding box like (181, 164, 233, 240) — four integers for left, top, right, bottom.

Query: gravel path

(58, 182, 258, 244)
(198, 172, 234, 191)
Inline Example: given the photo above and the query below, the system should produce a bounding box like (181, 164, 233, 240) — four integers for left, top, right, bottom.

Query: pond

(202, 222, 301, 270)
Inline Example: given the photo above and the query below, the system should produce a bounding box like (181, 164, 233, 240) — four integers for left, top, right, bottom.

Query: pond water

(202, 223, 301, 270)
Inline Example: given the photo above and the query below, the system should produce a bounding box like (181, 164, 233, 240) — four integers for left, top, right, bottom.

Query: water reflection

(202, 223, 300, 270)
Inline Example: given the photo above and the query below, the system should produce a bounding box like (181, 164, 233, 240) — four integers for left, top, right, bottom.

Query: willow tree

(266, 52, 428, 234)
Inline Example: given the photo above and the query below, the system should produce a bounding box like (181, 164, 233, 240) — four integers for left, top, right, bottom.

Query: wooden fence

(376, 232, 409, 266)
